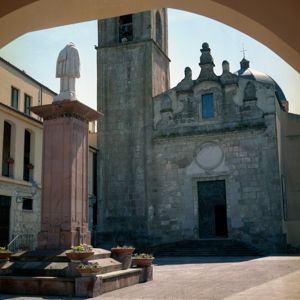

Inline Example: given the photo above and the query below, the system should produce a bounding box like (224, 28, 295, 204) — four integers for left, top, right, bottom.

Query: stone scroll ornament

(54, 42, 80, 101)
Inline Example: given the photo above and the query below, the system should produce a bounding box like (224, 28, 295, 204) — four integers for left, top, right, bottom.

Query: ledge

(31, 100, 103, 122)
(154, 122, 267, 140)
(0, 176, 33, 187)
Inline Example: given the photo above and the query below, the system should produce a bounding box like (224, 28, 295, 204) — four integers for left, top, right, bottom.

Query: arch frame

(0, 0, 299, 72)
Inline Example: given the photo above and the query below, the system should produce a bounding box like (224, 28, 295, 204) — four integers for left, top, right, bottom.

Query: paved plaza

(1, 256, 300, 300)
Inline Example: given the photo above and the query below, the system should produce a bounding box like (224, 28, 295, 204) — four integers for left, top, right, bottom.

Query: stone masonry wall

(97, 43, 169, 247)
(150, 50, 286, 252)
(0, 180, 41, 249)
(149, 115, 285, 253)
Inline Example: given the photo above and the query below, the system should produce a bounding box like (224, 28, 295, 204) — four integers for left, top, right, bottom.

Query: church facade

(96, 9, 300, 253)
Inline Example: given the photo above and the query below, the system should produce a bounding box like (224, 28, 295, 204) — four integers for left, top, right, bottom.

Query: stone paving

(1, 256, 300, 300)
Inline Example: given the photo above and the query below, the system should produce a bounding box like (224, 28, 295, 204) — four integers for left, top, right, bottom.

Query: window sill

(0, 176, 32, 186)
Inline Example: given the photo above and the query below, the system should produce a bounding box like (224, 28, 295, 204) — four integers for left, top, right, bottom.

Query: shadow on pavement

(154, 256, 261, 265)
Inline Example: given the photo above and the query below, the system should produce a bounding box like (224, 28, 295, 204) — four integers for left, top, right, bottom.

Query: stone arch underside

(0, 0, 299, 72)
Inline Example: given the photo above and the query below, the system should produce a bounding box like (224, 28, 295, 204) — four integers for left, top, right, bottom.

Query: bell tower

(96, 9, 170, 246)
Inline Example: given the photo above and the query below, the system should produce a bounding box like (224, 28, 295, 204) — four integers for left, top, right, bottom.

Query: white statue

(54, 42, 80, 101)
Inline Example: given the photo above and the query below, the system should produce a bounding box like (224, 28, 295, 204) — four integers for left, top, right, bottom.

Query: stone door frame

(192, 174, 231, 239)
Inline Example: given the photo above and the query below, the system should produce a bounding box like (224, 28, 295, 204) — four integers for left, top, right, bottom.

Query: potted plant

(0, 247, 13, 260)
(65, 244, 94, 262)
(132, 253, 154, 267)
(111, 245, 135, 255)
(76, 262, 101, 276)
(110, 245, 135, 269)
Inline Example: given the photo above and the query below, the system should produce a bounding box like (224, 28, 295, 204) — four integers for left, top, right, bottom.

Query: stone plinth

(31, 100, 102, 249)
(0, 249, 150, 297)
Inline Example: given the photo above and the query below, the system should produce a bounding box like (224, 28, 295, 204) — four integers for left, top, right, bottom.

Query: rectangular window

(202, 93, 214, 119)
(119, 14, 133, 42)
(24, 94, 32, 115)
(22, 198, 33, 211)
(11, 87, 19, 109)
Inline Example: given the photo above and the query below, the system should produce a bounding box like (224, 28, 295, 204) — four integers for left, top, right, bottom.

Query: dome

(236, 59, 287, 104)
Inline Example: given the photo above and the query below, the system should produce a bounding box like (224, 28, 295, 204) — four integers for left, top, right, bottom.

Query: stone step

(99, 268, 142, 294)
(0, 267, 150, 297)
(10, 248, 111, 262)
(0, 261, 69, 277)
(0, 257, 122, 277)
(0, 276, 74, 297)
(90, 257, 123, 274)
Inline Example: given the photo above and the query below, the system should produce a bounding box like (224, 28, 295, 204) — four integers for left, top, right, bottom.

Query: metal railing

(7, 234, 35, 252)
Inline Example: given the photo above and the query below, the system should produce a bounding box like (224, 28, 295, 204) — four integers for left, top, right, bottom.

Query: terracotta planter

(0, 252, 12, 260)
(111, 248, 135, 269)
(110, 248, 135, 255)
(65, 251, 94, 261)
(133, 258, 153, 267)
(76, 267, 101, 276)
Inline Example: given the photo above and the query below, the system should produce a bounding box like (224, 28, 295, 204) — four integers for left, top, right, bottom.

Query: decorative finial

(201, 42, 210, 51)
(176, 67, 194, 92)
(222, 60, 230, 73)
(220, 60, 238, 85)
(241, 43, 247, 59)
(184, 67, 192, 80)
(197, 42, 218, 82)
(199, 42, 214, 66)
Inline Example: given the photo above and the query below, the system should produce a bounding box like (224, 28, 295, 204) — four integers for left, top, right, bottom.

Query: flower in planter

(0, 247, 13, 259)
(111, 245, 135, 251)
(65, 244, 94, 261)
(133, 253, 154, 259)
(132, 253, 155, 267)
(0, 247, 10, 253)
(111, 245, 135, 255)
(77, 262, 100, 269)
(114, 245, 134, 249)
(76, 262, 101, 276)
(7, 158, 14, 164)
(71, 244, 93, 253)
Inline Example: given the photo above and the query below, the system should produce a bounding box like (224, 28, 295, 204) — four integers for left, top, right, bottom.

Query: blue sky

(0, 9, 299, 113)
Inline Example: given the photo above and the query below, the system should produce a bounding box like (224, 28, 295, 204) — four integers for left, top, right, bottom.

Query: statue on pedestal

(54, 42, 80, 101)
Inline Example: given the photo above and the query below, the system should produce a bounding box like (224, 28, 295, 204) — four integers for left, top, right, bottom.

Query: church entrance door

(197, 180, 228, 238)
(0, 196, 11, 247)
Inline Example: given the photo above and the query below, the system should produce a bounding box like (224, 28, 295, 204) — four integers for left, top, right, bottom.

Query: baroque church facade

(96, 9, 300, 253)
